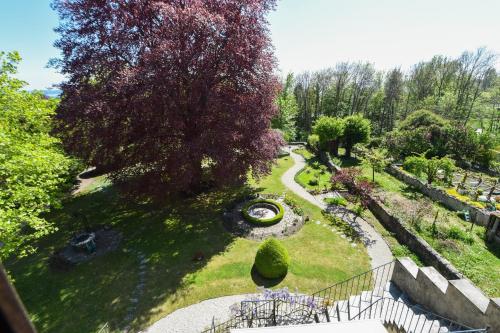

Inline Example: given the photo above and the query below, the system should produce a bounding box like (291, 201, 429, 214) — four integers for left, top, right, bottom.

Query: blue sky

(1, 0, 499, 90)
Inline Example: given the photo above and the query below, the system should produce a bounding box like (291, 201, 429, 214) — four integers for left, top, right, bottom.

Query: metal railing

(203, 261, 396, 332)
(311, 261, 395, 323)
(202, 260, 487, 333)
(350, 297, 488, 333)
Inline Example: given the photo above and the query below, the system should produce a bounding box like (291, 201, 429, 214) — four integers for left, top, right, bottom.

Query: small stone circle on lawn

(222, 196, 304, 240)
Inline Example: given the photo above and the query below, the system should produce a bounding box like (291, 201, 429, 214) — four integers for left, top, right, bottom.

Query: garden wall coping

(392, 257, 499, 331)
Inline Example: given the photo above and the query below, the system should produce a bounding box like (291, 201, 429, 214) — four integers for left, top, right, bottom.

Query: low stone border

(222, 197, 304, 240)
(122, 250, 148, 332)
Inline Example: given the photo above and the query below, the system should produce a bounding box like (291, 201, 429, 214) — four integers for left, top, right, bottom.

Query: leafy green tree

(403, 155, 455, 185)
(0, 51, 77, 260)
(312, 116, 344, 156)
(360, 148, 388, 182)
(398, 109, 448, 131)
(273, 73, 298, 142)
(403, 156, 427, 178)
(342, 115, 371, 157)
(307, 134, 320, 152)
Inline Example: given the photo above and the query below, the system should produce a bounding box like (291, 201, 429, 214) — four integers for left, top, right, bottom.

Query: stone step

(324, 292, 455, 333)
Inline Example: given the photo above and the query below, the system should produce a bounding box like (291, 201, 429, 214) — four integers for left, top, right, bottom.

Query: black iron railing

(311, 260, 395, 323)
(202, 260, 487, 333)
(351, 297, 488, 333)
(203, 261, 396, 332)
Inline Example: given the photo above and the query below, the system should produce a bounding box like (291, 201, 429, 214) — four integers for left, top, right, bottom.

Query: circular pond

(247, 202, 280, 219)
(242, 199, 284, 226)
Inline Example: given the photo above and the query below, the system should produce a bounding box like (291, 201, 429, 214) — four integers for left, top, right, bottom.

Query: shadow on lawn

(250, 265, 286, 288)
(7, 181, 253, 333)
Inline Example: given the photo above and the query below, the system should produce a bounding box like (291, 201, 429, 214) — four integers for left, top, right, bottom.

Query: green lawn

(294, 149, 333, 192)
(6, 156, 370, 333)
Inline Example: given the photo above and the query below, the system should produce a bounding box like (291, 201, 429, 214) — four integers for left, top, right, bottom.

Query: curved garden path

(281, 147, 393, 270)
(143, 294, 254, 333)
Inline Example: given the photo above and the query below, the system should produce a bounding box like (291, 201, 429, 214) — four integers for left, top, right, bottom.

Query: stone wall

(367, 197, 463, 280)
(392, 257, 500, 331)
(317, 150, 499, 330)
(387, 165, 490, 227)
(317, 150, 463, 279)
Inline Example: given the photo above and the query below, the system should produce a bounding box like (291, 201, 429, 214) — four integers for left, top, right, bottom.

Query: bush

(308, 178, 319, 186)
(324, 196, 347, 206)
(242, 199, 284, 226)
(446, 226, 474, 244)
(254, 238, 290, 279)
(283, 195, 304, 216)
(307, 134, 320, 151)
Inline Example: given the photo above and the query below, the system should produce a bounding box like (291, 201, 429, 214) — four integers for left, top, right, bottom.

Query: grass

(361, 165, 500, 297)
(6, 155, 370, 333)
(333, 149, 499, 296)
(294, 149, 333, 192)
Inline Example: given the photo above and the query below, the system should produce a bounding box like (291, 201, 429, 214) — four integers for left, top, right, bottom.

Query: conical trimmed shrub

(254, 238, 290, 279)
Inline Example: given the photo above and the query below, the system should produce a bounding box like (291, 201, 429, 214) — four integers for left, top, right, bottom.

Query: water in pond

(248, 204, 277, 219)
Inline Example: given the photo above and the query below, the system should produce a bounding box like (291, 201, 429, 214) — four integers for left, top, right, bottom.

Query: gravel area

(143, 294, 255, 333)
(222, 198, 304, 240)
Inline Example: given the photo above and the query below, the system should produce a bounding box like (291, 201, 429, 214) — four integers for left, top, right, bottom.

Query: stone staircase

(204, 260, 490, 333)
(320, 282, 467, 332)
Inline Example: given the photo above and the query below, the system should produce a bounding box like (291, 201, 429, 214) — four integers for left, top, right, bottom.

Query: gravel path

(281, 147, 393, 270)
(143, 294, 254, 333)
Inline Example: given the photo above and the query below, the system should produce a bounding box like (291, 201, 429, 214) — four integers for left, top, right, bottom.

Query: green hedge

(254, 238, 290, 279)
(242, 199, 284, 226)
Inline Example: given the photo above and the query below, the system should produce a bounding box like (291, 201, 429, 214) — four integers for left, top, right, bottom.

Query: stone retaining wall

(317, 149, 499, 330)
(367, 198, 463, 280)
(317, 150, 463, 279)
(392, 257, 500, 331)
(386, 165, 490, 227)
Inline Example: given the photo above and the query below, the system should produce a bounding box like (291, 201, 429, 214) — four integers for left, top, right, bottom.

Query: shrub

(446, 226, 474, 244)
(283, 195, 304, 216)
(254, 238, 290, 279)
(242, 199, 284, 226)
(446, 188, 486, 209)
(307, 134, 320, 151)
(325, 196, 348, 207)
(308, 178, 319, 186)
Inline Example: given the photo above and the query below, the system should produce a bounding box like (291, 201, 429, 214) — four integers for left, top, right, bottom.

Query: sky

(1, 0, 499, 90)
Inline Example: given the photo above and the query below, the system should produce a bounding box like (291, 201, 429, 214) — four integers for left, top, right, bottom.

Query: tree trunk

(345, 145, 352, 158)
(331, 140, 340, 157)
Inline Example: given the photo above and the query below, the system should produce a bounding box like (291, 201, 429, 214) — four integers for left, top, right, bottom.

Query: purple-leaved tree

(52, 0, 283, 195)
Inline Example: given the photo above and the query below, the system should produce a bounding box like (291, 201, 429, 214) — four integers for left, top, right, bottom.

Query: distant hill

(43, 89, 62, 98)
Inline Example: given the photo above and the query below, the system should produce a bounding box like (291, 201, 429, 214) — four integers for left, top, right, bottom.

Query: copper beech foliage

(51, 0, 283, 195)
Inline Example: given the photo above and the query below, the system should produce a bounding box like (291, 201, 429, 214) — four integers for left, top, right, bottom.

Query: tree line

(274, 47, 500, 141)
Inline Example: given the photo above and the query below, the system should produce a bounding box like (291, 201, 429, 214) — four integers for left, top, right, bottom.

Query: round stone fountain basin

(247, 203, 280, 219)
(70, 232, 96, 253)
